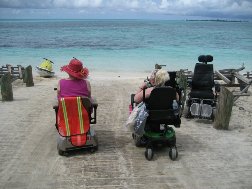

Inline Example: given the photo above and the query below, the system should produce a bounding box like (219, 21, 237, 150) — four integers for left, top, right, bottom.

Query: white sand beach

(0, 72, 252, 189)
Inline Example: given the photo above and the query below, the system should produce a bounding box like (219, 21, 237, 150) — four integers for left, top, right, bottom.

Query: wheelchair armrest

(52, 105, 59, 130)
(90, 100, 98, 124)
(53, 105, 59, 115)
(92, 102, 98, 109)
(92, 97, 98, 107)
(90, 108, 97, 124)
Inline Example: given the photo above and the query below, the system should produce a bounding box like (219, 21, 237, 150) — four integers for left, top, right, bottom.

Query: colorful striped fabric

(57, 97, 90, 146)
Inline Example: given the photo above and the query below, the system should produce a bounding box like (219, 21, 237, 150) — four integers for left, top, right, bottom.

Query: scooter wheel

(132, 133, 135, 139)
(145, 148, 154, 161)
(134, 135, 142, 147)
(183, 105, 192, 119)
(211, 108, 216, 121)
(169, 147, 178, 161)
(90, 146, 98, 153)
(57, 146, 66, 156)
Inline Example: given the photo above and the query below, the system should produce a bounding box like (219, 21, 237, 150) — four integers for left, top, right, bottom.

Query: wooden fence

(0, 64, 24, 79)
(243, 71, 252, 79)
(180, 69, 252, 87)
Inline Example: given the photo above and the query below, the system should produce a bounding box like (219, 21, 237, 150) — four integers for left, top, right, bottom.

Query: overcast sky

(0, 0, 251, 20)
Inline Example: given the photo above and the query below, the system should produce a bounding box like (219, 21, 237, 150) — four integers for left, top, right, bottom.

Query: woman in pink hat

(57, 58, 91, 99)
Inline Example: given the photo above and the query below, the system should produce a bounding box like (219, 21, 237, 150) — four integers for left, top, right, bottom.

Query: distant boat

(36, 58, 55, 77)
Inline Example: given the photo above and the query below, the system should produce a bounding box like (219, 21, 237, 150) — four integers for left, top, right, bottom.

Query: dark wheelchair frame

(130, 71, 182, 161)
(185, 55, 219, 120)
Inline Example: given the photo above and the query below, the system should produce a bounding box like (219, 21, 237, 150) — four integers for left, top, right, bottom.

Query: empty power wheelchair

(130, 77, 182, 161)
(185, 55, 218, 120)
(53, 96, 98, 155)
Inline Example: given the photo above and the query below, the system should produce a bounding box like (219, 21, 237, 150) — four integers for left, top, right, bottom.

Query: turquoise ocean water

(0, 19, 251, 74)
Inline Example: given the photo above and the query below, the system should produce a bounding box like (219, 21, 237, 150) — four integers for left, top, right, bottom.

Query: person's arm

(135, 82, 147, 93)
(134, 87, 153, 104)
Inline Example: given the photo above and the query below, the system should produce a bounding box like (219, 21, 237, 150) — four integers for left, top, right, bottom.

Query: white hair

(149, 69, 158, 80)
(155, 69, 170, 87)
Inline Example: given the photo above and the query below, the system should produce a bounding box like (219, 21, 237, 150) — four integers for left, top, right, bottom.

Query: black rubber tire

(132, 133, 135, 139)
(57, 147, 65, 156)
(90, 147, 96, 153)
(211, 108, 216, 121)
(183, 105, 192, 118)
(145, 148, 154, 161)
(169, 147, 178, 161)
(134, 135, 142, 147)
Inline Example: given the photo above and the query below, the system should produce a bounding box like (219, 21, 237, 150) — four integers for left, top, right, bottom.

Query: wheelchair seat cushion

(57, 96, 90, 146)
(189, 90, 214, 99)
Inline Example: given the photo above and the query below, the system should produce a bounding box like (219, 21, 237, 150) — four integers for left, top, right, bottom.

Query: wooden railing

(243, 71, 252, 79)
(0, 64, 24, 79)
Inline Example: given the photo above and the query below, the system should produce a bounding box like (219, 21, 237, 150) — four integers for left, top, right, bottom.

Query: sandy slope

(0, 73, 251, 189)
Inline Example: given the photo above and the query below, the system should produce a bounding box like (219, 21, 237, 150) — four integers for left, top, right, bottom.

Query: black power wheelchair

(185, 55, 219, 120)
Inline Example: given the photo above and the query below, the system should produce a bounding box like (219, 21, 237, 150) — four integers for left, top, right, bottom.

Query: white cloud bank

(0, 0, 251, 19)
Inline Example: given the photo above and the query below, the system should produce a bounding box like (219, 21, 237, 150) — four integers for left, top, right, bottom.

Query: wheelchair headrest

(147, 87, 176, 110)
(198, 55, 213, 64)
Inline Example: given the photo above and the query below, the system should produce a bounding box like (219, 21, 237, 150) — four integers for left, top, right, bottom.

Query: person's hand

(136, 82, 147, 93)
(140, 82, 147, 90)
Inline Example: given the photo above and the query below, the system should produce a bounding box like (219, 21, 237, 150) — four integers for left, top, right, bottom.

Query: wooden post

(214, 87, 234, 130)
(230, 72, 236, 84)
(6, 64, 12, 73)
(246, 72, 250, 78)
(17, 65, 23, 79)
(1, 72, 13, 101)
(177, 71, 187, 112)
(24, 65, 34, 87)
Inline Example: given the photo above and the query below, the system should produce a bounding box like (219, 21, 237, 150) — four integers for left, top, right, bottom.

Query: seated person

(139, 69, 158, 90)
(134, 69, 179, 104)
(57, 58, 91, 100)
(55, 59, 96, 149)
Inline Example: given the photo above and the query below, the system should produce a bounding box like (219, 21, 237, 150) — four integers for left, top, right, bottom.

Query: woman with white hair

(134, 69, 175, 104)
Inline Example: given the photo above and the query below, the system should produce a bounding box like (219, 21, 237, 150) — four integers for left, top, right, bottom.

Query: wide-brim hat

(61, 58, 89, 79)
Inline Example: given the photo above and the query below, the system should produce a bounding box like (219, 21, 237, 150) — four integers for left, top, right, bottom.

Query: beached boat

(36, 58, 55, 77)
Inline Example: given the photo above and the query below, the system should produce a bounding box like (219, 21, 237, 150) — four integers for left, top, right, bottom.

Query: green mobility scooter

(131, 72, 182, 161)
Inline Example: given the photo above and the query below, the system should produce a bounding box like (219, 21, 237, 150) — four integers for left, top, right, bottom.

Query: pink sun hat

(61, 58, 89, 79)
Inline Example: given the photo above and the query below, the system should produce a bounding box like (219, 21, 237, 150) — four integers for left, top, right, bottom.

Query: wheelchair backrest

(57, 96, 91, 137)
(145, 87, 180, 124)
(147, 87, 177, 110)
(191, 63, 214, 90)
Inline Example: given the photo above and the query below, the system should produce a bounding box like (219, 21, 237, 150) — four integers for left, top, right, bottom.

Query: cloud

(0, 0, 251, 19)
(53, 0, 103, 8)
(0, 0, 104, 8)
(158, 0, 252, 17)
